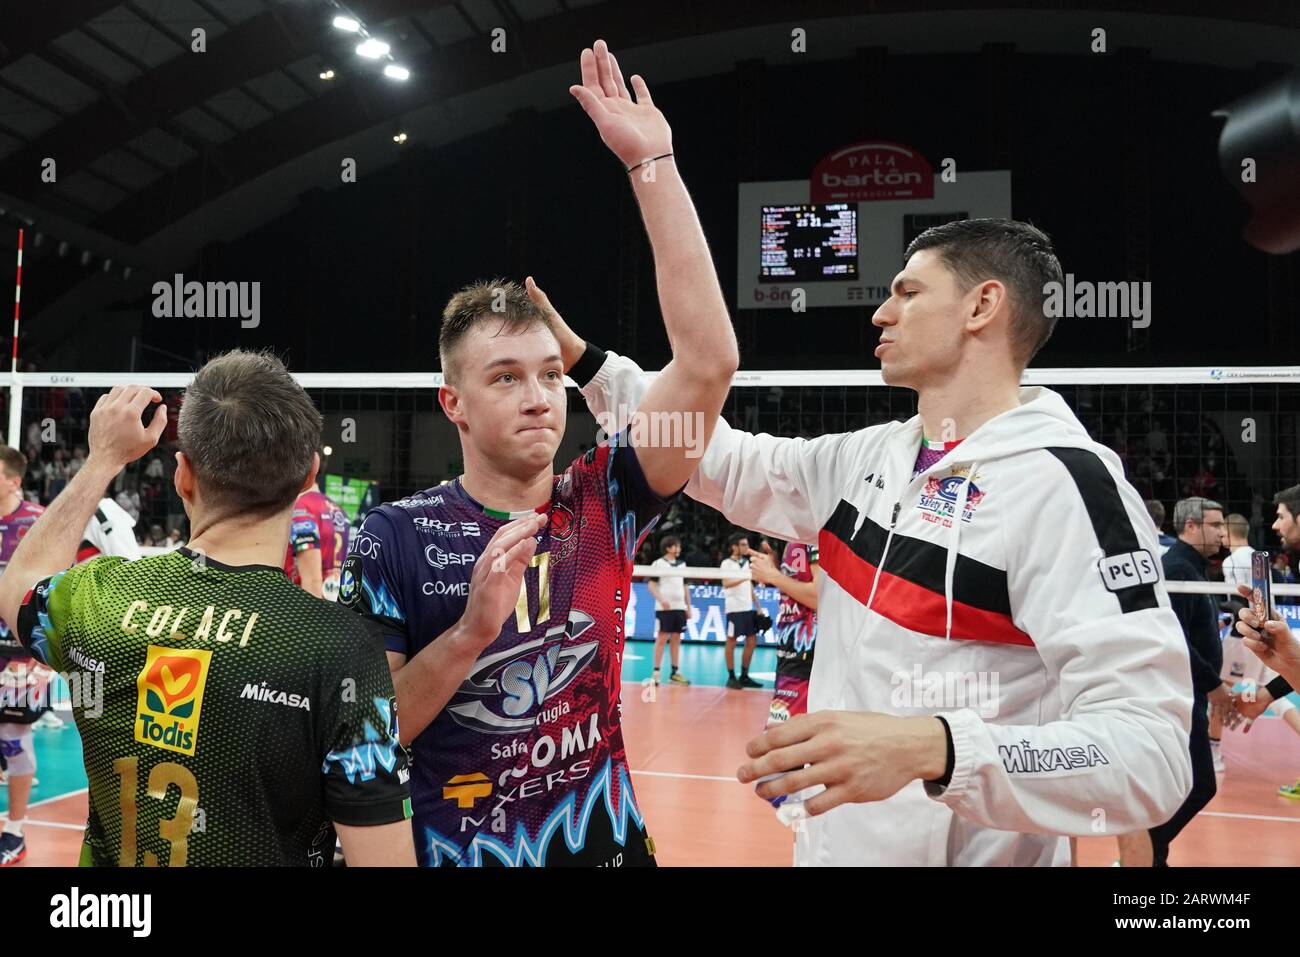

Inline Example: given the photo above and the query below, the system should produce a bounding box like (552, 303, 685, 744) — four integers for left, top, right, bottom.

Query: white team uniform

(720, 557, 754, 614)
(650, 557, 688, 610)
(81, 498, 142, 560)
(582, 351, 1193, 866)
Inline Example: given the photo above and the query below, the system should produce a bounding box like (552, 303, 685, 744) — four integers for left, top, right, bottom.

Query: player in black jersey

(0, 354, 415, 866)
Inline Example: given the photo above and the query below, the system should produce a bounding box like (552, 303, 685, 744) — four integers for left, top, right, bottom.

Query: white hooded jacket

(581, 351, 1193, 866)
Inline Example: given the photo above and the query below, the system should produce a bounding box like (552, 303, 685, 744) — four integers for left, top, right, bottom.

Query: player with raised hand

(0, 357, 415, 867)
(341, 38, 738, 867)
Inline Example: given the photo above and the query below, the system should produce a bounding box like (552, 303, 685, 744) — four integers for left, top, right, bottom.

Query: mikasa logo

(999, 739, 1110, 774)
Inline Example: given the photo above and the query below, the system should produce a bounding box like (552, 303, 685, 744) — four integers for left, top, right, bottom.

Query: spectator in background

(1145, 499, 1177, 556)
(1274, 552, 1297, 592)
(68, 445, 86, 478)
(684, 539, 709, 568)
(114, 485, 140, 524)
(42, 449, 70, 502)
(167, 528, 184, 550)
(147, 524, 166, 549)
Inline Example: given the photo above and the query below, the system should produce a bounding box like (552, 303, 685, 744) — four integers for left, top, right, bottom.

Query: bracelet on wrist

(626, 152, 674, 174)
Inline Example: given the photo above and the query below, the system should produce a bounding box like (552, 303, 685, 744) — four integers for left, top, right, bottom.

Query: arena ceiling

(0, 0, 1297, 349)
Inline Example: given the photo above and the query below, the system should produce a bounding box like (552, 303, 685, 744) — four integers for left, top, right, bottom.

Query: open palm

(569, 39, 671, 169)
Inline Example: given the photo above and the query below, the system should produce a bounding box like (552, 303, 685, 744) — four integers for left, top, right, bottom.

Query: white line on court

(1201, 810, 1300, 824)
(631, 769, 741, 783)
(23, 788, 87, 810)
(20, 818, 83, 831)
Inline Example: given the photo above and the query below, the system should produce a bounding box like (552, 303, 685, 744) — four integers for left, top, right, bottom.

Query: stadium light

(393, 131, 408, 144)
(356, 38, 390, 59)
(322, 445, 334, 457)
(332, 16, 360, 32)
(383, 64, 410, 81)
(319, 68, 335, 80)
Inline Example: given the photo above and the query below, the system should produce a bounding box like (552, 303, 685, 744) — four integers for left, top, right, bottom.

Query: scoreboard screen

(759, 203, 858, 281)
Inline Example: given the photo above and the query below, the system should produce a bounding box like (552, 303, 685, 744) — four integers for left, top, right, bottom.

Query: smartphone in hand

(1250, 550, 1274, 646)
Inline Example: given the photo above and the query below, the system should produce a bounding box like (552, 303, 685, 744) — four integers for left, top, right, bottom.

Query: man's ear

(439, 384, 466, 428)
(965, 279, 1008, 335)
(174, 452, 194, 503)
(299, 452, 320, 494)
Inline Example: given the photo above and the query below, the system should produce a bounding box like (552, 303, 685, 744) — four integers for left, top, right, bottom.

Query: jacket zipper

(866, 500, 903, 611)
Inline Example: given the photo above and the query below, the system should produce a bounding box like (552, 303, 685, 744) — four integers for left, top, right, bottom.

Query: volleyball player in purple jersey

(341, 40, 739, 866)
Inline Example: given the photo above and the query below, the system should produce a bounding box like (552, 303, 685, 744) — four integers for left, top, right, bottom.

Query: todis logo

(135, 646, 211, 756)
(447, 610, 598, 734)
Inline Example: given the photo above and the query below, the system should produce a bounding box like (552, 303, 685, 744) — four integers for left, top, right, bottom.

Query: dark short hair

(1144, 498, 1165, 529)
(904, 218, 1064, 366)
(727, 531, 749, 549)
(439, 279, 552, 385)
(1276, 484, 1300, 519)
(178, 350, 322, 519)
(0, 446, 26, 480)
(660, 534, 681, 552)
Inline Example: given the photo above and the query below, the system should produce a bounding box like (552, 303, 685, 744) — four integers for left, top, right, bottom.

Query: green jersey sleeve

(15, 557, 122, 671)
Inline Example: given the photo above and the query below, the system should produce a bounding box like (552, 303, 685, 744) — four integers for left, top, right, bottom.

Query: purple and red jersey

(0, 500, 45, 662)
(283, 490, 350, 597)
(339, 435, 675, 866)
(768, 542, 818, 727)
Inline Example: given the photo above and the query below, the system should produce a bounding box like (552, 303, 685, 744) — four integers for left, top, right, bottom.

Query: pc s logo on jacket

(447, 610, 599, 734)
(917, 470, 986, 526)
(1097, 549, 1159, 592)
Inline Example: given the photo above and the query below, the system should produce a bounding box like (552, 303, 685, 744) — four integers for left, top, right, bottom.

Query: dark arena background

(0, 0, 1297, 921)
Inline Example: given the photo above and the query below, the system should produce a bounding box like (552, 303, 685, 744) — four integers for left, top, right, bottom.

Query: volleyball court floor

(6, 642, 1299, 866)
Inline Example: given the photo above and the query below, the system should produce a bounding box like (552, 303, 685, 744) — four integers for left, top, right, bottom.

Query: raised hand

(748, 551, 780, 586)
(525, 276, 585, 371)
(1233, 582, 1300, 687)
(461, 512, 546, 648)
(87, 385, 166, 470)
(569, 39, 671, 169)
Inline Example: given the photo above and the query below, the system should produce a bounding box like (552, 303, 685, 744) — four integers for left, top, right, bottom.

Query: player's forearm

(769, 573, 818, 610)
(391, 622, 486, 746)
(0, 458, 115, 625)
(630, 163, 738, 378)
(297, 549, 324, 598)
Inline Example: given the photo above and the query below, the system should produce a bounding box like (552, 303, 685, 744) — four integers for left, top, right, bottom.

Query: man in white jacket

(531, 217, 1194, 865)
